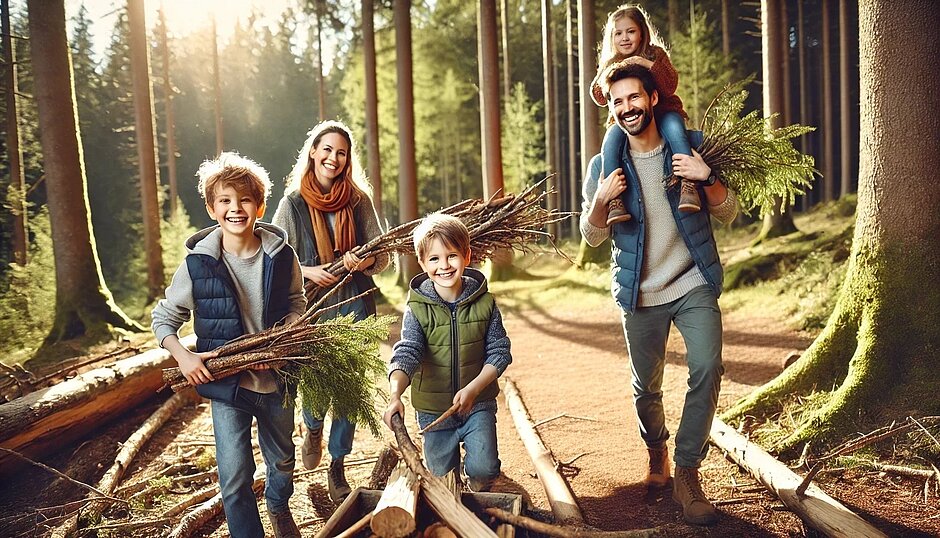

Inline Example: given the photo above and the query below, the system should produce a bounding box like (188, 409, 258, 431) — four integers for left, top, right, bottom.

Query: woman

(272, 120, 389, 503)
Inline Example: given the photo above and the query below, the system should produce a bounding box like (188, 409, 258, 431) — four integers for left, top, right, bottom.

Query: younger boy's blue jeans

(420, 408, 500, 480)
(211, 388, 295, 538)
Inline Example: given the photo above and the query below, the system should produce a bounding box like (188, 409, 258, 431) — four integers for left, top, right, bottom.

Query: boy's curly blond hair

(197, 152, 271, 206)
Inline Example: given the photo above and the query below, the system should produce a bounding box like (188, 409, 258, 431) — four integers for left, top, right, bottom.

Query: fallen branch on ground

(502, 377, 583, 524)
(710, 417, 887, 538)
(484, 507, 667, 537)
(167, 467, 264, 538)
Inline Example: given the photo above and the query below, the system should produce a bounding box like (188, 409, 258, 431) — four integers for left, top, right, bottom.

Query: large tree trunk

(500, 0, 510, 104)
(362, 0, 382, 221)
(541, 0, 558, 238)
(2, 0, 26, 266)
(26, 0, 143, 343)
(315, 0, 326, 121)
(725, 0, 940, 452)
(158, 6, 179, 216)
(797, 0, 809, 211)
(128, 0, 164, 302)
(755, 0, 798, 243)
(576, 0, 605, 263)
(820, 0, 834, 202)
(395, 0, 419, 284)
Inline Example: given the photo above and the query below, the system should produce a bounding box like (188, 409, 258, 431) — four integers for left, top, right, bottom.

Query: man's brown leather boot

(672, 465, 718, 525)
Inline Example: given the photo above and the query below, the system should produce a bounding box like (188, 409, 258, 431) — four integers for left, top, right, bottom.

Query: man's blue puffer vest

(600, 129, 723, 313)
(186, 246, 295, 402)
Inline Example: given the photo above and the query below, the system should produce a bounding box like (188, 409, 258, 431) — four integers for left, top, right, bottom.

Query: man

(579, 62, 737, 526)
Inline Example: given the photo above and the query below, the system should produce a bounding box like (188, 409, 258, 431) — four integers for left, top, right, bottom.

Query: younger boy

(383, 214, 512, 491)
(152, 152, 306, 538)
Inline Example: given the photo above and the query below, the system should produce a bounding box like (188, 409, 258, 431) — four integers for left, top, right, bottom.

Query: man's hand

(176, 349, 217, 386)
(383, 397, 404, 430)
(302, 264, 340, 287)
(672, 149, 711, 181)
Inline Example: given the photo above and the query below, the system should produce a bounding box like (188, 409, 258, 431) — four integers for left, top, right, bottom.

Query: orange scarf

(299, 170, 358, 264)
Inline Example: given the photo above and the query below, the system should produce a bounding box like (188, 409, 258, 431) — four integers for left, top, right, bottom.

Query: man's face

(607, 77, 658, 136)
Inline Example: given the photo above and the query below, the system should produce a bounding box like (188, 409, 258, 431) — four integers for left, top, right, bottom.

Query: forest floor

(2, 210, 939, 537)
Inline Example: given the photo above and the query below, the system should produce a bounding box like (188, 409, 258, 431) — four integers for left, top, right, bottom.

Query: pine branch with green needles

(698, 77, 817, 218)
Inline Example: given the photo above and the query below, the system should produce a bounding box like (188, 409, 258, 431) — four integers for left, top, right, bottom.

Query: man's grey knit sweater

(581, 142, 738, 307)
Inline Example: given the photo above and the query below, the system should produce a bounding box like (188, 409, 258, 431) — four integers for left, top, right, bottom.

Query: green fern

(698, 77, 817, 218)
(285, 314, 394, 436)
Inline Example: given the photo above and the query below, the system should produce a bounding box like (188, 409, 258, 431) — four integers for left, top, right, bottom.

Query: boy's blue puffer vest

(285, 191, 377, 316)
(600, 129, 723, 313)
(186, 246, 295, 402)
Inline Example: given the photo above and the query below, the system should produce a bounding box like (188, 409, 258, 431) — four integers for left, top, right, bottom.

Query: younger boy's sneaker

(301, 425, 323, 470)
(267, 507, 301, 538)
(328, 456, 351, 503)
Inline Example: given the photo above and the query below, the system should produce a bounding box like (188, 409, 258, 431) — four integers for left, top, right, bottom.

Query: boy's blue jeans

(620, 285, 724, 468)
(211, 389, 295, 538)
(302, 408, 355, 459)
(420, 408, 500, 480)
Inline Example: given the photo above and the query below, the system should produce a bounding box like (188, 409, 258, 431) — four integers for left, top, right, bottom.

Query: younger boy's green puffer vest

(408, 271, 500, 414)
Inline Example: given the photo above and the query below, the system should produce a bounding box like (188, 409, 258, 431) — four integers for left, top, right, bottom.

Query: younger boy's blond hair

(197, 152, 272, 206)
(413, 213, 470, 261)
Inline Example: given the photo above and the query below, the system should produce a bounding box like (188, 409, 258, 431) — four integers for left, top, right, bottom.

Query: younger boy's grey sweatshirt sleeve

(387, 305, 425, 379)
(484, 304, 512, 375)
(151, 262, 196, 346)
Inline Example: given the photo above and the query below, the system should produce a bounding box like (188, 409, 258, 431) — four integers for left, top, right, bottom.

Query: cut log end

(372, 506, 417, 537)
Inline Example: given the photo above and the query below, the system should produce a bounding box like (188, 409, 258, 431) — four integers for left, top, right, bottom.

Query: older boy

(383, 214, 512, 491)
(152, 152, 305, 538)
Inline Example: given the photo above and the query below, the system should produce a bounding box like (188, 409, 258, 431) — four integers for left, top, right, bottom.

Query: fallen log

(368, 445, 402, 490)
(372, 464, 420, 538)
(502, 378, 583, 524)
(0, 334, 196, 474)
(52, 388, 199, 537)
(709, 418, 887, 538)
(483, 508, 667, 538)
(389, 413, 497, 538)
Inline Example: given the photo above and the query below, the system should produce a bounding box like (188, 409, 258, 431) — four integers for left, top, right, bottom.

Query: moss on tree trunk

(724, 0, 940, 454)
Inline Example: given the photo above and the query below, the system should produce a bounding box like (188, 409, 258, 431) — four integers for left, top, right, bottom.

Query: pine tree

(501, 82, 544, 195)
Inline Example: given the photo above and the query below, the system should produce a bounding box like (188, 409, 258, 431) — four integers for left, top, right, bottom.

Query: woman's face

(310, 132, 349, 186)
(613, 15, 642, 57)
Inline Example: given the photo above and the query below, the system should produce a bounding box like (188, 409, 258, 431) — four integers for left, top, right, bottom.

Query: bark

(394, 0, 419, 284)
(26, 0, 143, 344)
(797, 0, 808, 210)
(52, 390, 198, 537)
(725, 0, 940, 452)
(541, 0, 558, 238)
(0, 335, 195, 472)
(211, 17, 223, 155)
(128, 0, 164, 302)
(362, 0, 382, 221)
(820, 0, 834, 201)
(838, 0, 853, 197)
(367, 445, 401, 490)
(158, 6, 178, 215)
(710, 418, 887, 538)
(755, 0, 798, 243)
(2, 0, 26, 266)
(500, 0, 510, 104)
(389, 414, 497, 537)
(371, 465, 419, 538)
(502, 378, 583, 524)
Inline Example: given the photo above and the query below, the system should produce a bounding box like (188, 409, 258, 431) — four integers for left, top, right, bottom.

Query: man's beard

(617, 107, 653, 136)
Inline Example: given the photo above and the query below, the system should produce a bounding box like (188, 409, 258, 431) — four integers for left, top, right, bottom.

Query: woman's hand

(622, 56, 653, 69)
(302, 264, 340, 287)
(342, 251, 373, 272)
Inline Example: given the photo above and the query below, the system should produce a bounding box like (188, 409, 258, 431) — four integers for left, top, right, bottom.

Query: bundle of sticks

(323, 177, 573, 279)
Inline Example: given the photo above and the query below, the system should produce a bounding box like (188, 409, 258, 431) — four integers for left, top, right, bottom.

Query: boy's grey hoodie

(388, 268, 512, 429)
(152, 222, 305, 392)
